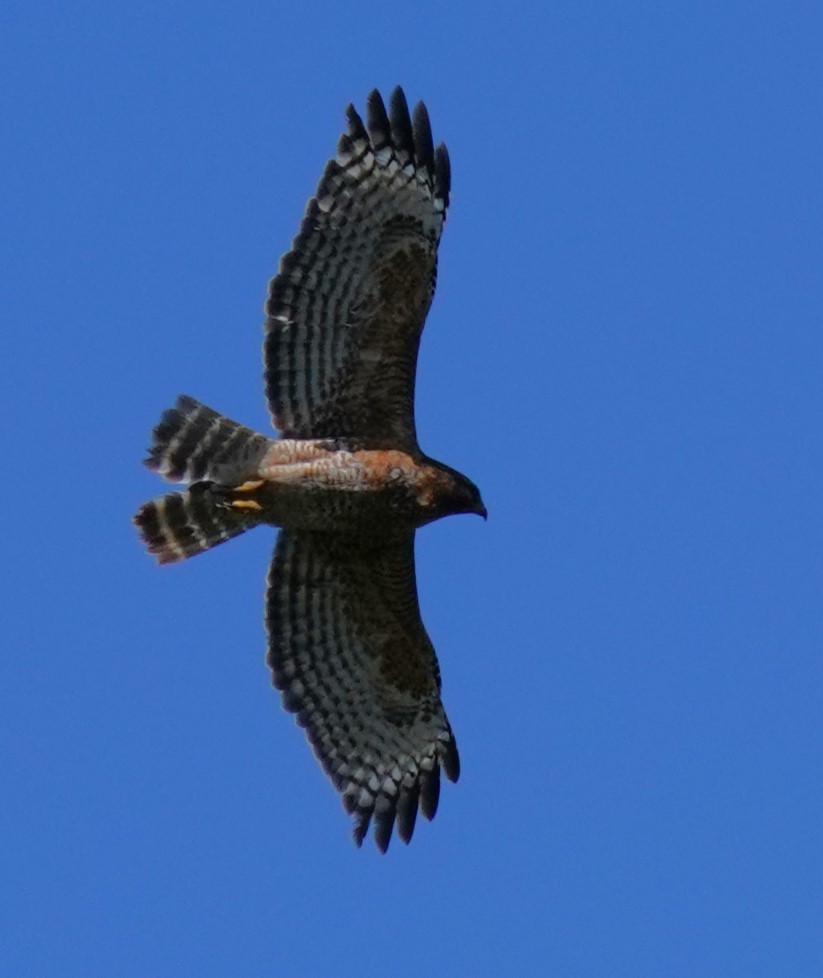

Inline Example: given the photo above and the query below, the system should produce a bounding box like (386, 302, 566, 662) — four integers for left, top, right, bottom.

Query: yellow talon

(230, 499, 263, 512)
(234, 479, 265, 492)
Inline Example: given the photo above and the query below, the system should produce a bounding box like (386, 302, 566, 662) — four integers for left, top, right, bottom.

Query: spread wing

(263, 87, 450, 452)
(266, 529, 459, 851)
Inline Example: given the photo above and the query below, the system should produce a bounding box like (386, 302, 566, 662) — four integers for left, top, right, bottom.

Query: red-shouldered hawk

(134, 88, 485, 851)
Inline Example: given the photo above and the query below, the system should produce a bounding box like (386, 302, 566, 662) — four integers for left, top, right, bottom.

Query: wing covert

(265, 529, 459, 851)
(263, 87, 450, 451)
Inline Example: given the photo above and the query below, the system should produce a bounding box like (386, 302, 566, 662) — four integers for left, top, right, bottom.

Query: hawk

(134, 88, 485, 851)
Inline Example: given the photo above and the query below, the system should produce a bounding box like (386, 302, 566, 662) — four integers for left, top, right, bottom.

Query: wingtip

(434, 142, 451, 207)
(442, 737, 460, 783)
(345, 102, 367, 143)
(373, 800, 395, 853)
(388, 86, 414, 160)
(352, 809, 371, 848)
(412, 100, 435, 171)
(396, 782, 420, 844)
(366, 88, 390, 149)
(419, 764, 441, 821)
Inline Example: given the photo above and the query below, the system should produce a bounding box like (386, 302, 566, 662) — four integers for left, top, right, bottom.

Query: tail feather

(134, 483, 257, 564)
(136, 396, 274, 563)
(146, 395, 272, 485)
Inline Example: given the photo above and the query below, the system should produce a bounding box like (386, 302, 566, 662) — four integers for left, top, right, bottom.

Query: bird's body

(134, 88, 484, 851)
(254, 441, 476, 532)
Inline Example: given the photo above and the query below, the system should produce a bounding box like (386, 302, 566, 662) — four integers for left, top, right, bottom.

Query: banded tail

(144, 395, 272, 484)
(135, 396, 274, 564)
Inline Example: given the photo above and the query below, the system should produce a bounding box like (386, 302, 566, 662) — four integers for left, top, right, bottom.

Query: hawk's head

(421, 461, 486, 524)
(449, 473, 487, 521)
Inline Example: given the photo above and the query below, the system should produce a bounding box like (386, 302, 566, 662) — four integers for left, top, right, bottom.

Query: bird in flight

(134, 87, 485, 851)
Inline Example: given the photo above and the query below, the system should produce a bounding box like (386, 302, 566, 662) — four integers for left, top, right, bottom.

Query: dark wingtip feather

(411, 101, 434, 172)
(419, 764, 441, 821)
(366, 89, 390, 149)
(373, 797, 395, 853)
(352, 808, 371, 848)
(442, 737, 460, 783)
(336, 132, 354, 159)
(388, 86, 414, 160)
(396, 782, 420, 844)
(434, 142, 451, 208)
(345, 103, 368, 142)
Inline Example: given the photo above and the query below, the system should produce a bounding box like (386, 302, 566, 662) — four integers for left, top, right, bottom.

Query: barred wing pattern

(266, 530, 459, 851)
(264, 87, 450, 451)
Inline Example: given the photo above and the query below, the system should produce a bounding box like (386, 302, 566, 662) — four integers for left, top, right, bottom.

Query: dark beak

(475, 501, 488, 521)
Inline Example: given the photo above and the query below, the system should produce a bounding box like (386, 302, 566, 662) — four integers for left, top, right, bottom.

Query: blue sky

(3, 1, 821, 975)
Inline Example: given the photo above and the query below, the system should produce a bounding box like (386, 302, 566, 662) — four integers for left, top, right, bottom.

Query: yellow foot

(234, 479, 265, 492)
(230, 499, 263, 512)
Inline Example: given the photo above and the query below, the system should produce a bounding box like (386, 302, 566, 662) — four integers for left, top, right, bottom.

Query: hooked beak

(475, 501, 488, 521)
